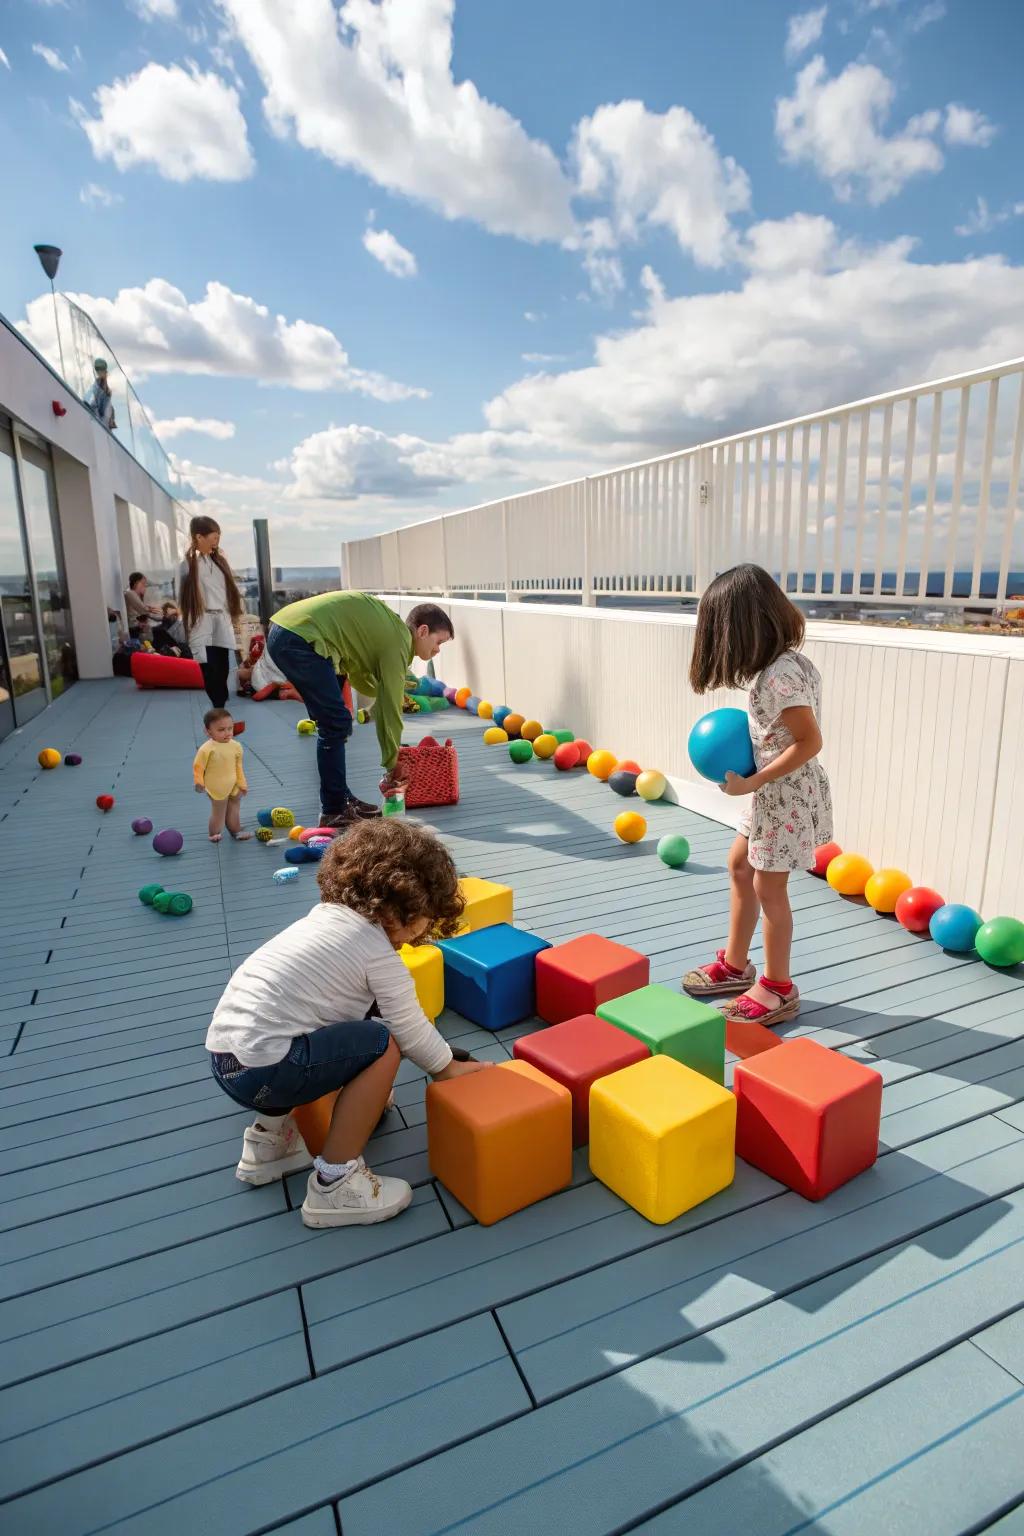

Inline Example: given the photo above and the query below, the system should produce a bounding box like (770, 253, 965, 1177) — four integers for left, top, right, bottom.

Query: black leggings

(200, 646, 231, 709)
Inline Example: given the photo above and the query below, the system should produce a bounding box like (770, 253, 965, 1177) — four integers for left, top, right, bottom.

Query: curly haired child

(683, 564, 833, 1027)
(206, 818, 489, 1227)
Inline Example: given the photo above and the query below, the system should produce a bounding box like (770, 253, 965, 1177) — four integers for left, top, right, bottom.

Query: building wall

(387, 594, 1024, 920)
(0, 318, 187, 678)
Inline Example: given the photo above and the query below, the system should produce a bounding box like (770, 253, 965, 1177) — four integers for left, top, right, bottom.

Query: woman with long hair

(178, 516, 245, 710)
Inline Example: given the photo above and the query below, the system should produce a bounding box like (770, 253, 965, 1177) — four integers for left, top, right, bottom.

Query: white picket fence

(343, 356, 1024, 609)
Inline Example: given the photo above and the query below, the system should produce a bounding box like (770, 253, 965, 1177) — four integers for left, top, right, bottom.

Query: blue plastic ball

(256, 808, 275, 829)
(929, 903, 983, 952)
(273, 867, 299, 884)
(609, 770, 639, 797)
(687, 708, 756, 783)
(493, 706, 511, 728)
(465, 695, 480, 714)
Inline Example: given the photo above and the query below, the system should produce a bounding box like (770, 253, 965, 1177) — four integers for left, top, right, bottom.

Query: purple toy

(153, 828, 184, 857)
(64, 754, 82, 766)
(443, 686, 458, 704)
(131, 817, 154, 836)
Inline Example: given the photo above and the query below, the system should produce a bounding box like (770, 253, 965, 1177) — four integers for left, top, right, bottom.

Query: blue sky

(1, 0, 1022, 565)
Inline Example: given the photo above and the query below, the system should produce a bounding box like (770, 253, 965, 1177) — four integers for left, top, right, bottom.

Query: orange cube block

(426, 1059, 572, 1225)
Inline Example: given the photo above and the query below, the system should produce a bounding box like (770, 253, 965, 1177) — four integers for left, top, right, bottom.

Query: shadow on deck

(0, 680, 1022, 1535)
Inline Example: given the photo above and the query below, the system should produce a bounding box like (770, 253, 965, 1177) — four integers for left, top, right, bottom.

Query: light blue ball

(687, 708, 756, 783)
(256, 808, 275, 829)
(465, 695, 480, 713)
(273, 867, 299, 884)
(929, 902, 983, 952)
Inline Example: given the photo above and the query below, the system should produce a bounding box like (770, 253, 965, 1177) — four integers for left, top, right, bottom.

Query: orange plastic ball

(553, 742, 580, 771)
(37, 748, 61, 769)
(614, 811, 647, 844)
(826, 852, 874, 896)
(521, 720, 543, 742)
(289, 826, 305, 841)
(864, 868, 912, 914)
(455, 687, 472, 708)
(587, 749, 617, 781)
(503, 713, 525, 738)
(615, 759, 642, 776)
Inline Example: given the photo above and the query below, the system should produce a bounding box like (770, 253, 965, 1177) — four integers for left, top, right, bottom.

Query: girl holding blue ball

(683, 565, 833, 1028)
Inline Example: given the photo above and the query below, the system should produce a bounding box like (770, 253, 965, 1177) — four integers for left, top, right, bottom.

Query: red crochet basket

(396, 736, 460, 808)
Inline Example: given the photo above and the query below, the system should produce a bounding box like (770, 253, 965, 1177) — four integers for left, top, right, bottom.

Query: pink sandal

(682, 950, 756, 998)
(722, 980, 801, 1028)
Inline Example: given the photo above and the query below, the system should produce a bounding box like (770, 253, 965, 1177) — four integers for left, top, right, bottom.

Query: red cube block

(513, 1015, 651, 1145)
(535, 933, 650, 1026)
(733, 1037, 882, 1201)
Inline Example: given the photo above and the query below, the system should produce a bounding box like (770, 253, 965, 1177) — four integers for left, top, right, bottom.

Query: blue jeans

(210, 1019, 391, 1117)
(267, 623, 353, 813)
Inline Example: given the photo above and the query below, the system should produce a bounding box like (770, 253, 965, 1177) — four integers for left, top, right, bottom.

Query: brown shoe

(347, 795, 381, 818)
(319, 803, 379, 830)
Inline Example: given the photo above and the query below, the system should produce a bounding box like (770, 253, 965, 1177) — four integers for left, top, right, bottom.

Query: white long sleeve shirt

(205, 903, 453, 1075)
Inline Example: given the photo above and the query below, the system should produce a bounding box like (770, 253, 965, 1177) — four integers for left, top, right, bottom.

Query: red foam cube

(734, 1038, 882, 1201)
(513, 1015, 651, 1145)
(535, 933, 650, 1025)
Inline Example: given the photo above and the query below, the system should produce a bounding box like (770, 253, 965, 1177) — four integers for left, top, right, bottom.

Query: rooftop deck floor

(1, 679, 1023, 1535)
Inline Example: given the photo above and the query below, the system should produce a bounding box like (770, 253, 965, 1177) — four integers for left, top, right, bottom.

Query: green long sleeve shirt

(272, 591, 412, 770)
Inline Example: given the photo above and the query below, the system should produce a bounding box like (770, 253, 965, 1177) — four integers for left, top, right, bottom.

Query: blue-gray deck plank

(2, 678, 1024, 1534)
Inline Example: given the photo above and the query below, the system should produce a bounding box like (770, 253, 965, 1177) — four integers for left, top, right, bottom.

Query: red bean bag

(130, 652, 205, 690)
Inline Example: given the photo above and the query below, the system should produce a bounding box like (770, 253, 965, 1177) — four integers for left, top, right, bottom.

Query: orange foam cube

(426, 1059, 572, 1225)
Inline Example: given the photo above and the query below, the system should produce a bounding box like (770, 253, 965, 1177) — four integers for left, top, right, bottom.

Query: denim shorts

(210, 1019, 391, 1117)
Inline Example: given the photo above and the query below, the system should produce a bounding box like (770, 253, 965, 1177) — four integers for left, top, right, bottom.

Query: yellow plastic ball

(297, 719, 316, 735)
(289, 826, 305, 841)
(532, 733, 558, 760)
(521, 720, 543, 742)
(477, 700, 494, 719)
(37, 748, 61, 769)
(270, 807, 295, 829)
(587, 749, 617, 781)
(864, 867, 912, 913)
(636, 769, 667, 802)
(827, 852, 874, 897)
(614, 811, 647, 843)
(503, 713, 525, 738)
(483, 726, 509, 745)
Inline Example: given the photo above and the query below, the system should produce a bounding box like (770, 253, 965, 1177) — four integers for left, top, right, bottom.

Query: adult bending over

(268, 592, 453, 828)
(178, 515, 244, 710)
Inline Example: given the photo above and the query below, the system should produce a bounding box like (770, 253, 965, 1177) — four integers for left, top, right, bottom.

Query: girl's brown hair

(179, 516, 244, 631)
(317, 819, 465, 939)
(689, 564, 805, 693)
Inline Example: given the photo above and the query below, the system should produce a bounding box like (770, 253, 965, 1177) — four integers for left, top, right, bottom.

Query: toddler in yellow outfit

(194, 707, 251, 842)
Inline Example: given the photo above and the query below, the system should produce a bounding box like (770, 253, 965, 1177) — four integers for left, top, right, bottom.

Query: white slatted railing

(341, 357, 1024, 608)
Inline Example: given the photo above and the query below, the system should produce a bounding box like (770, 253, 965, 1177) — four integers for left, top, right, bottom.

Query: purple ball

(443, 686, 458, 704)
(131, 817, 153, 836)
(64, 753, 82, 766)
(153, 828, 184, 857)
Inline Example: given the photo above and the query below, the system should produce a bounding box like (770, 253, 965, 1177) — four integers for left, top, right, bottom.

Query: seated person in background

(152, 601, 191, 657)
(124, 572, 161, 639)
(236, 634, 303, 700)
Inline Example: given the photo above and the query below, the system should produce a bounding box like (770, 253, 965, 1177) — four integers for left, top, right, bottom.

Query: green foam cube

(596, 985, 725, 1084)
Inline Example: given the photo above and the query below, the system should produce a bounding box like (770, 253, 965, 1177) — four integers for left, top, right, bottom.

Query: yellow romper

(193, 739, 247, 802)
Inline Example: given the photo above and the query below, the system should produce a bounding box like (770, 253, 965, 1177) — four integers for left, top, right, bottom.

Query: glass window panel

(17, 441, 77, 698)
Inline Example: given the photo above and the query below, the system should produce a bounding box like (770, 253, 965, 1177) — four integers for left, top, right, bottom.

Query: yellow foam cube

(401, 943, 444, 1022)
(589, 1055, 736, 1224)
(457, 877, 514, 934)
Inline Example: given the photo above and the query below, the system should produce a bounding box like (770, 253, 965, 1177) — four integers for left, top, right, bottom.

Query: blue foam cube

(438, 923, 551, 1030)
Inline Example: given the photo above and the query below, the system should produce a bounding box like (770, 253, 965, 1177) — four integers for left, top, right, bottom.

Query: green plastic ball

(508, 740, 534, 764)
(138, 883, 164, 906)
(975, 916, 1024, 968)
(551, 730, 575, 745)
(657, 833, 691, 869)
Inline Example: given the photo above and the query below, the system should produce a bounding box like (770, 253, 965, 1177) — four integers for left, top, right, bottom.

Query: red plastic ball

(573, 739, 594, 763)
(812, 841, 842, 877)
(894, 885, 945, 933)
(553, 742, 580, 771)
(96, 794, 115, 812)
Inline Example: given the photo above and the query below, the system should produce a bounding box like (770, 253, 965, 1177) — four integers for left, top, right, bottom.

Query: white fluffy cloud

(218, 0, 574, 242)
(130, 0, 179, 18)
(79, 182, 123, 207)
(20, 278, 427, 401)
(74, 62, 254, 182)
(572, 100, 751, 268)
(776, 57, 943, 202)
(153, 416, 236, 441)
(0, 48, 10, 70)
(484, 235, 1024, 458)
(954, 196, 1024, 238)
(362, 226, 418, 278)
(32, 42, 68, 71)
(943, 103, 996, 147)
(785, 6, 827, 61)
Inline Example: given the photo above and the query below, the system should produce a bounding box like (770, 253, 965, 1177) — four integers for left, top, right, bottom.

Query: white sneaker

(300, 1159, 412, 1228)
(235, 1119, 311, 1186)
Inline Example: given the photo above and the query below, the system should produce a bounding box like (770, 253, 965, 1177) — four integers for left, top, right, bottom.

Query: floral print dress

(739, 650, 833, 872)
